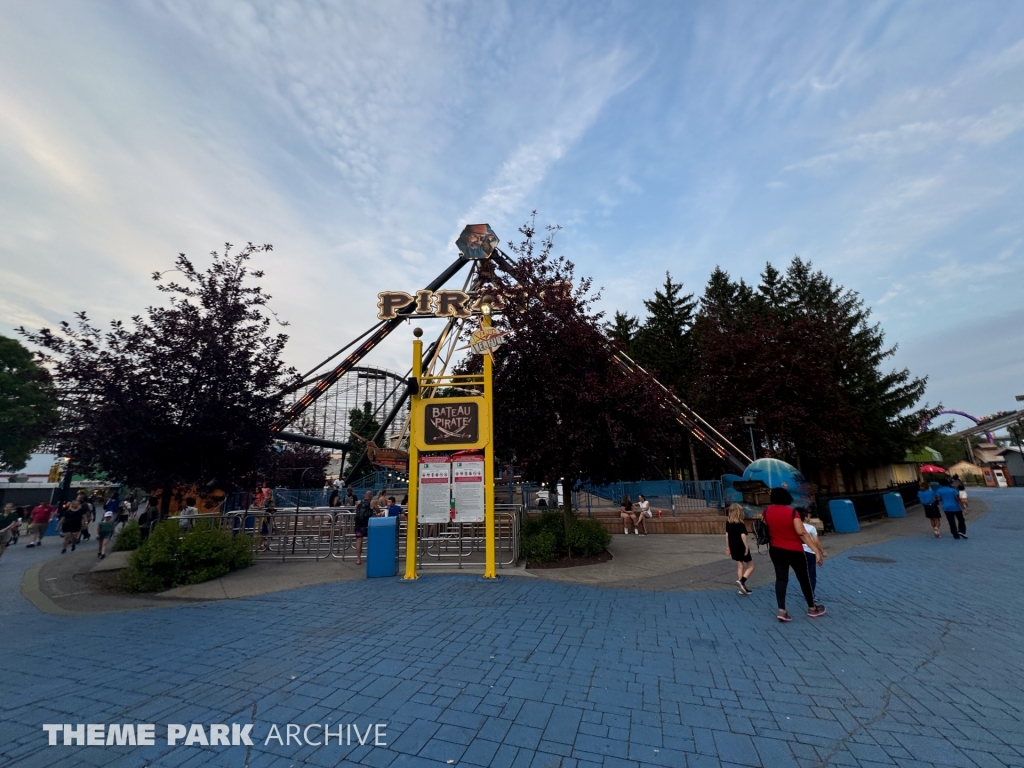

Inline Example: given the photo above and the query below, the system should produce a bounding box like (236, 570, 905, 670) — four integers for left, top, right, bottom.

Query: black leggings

(769, 546, 816, 611)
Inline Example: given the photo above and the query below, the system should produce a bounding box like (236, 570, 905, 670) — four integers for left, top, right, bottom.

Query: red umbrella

(920, 464, 946, 473)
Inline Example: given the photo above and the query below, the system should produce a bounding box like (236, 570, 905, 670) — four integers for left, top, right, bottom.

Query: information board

(451, 455, 485, 523)
(417, 456, 452, 523)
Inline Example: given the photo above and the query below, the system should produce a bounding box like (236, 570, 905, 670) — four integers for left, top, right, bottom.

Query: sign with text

(413, 398, 489, 450)
(417, 456, 452, 523)
(451, 455, 485, 523)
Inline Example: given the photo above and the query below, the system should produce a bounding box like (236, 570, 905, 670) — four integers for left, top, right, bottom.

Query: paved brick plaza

(2, 488, 1022, 768)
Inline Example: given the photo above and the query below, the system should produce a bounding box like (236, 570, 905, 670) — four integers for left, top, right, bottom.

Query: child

(797, 508, 822, 599)
(725, 504, 754, 594)
(97, 511, 114, 559)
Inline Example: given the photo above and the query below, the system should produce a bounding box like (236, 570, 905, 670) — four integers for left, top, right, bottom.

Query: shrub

(567, 518, 610, 557)
(120, 519, 254, 593)
(112, 519, 142, 551)
(520, 509, 611, 562)
(521, 530, 559, 563)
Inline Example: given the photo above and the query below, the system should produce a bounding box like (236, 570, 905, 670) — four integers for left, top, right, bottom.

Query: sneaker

(959, 533, 968, 539)
(100, 554, 106, 560)
(26, 543, 34, 548)
(776, 610, 792, 622)
(61, 549, 66, 554)
(71, 543, 76, 551)
(741, 584, 753, 595)
(807, 605, 826, 618)
(623, 530, 630, 535)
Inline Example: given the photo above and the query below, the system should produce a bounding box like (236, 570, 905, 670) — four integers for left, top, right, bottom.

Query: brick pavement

(1, 488, 1022, 768)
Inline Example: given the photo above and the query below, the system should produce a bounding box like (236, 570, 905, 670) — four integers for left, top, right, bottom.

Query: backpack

(354, 501, 372, 528)
(752, 514, 770, 553)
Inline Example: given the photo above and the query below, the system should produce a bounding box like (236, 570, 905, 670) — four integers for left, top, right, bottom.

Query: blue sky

(2, 1, 1022, 429)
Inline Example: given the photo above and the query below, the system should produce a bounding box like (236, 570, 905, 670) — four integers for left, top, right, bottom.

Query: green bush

(120, 520, 253, 593)
(112, 519, 142, 551)
(567, 518, 611, 557)
(521, 509, 611, 563)
(521, 530, 559, 563)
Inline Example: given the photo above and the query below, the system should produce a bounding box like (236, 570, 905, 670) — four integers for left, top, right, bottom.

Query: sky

(1, 1, 1023, 432)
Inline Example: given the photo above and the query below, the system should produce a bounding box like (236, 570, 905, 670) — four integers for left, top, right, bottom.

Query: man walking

(936, 477, 967, 540)
(26, 502, 53, 548)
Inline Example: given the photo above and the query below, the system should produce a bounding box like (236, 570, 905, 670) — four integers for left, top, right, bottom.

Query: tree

(689, 257, 935, 484)
(482, 218, 680, 529)
(20, 244, 296, 515)
(629, 272, 697, 396)
(346, 400, 381, 478)
(0, 335, 59, 470)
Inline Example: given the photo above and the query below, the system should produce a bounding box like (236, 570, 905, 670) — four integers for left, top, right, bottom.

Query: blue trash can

(883, 492, 906, 518)
(828, 499, 860, 533)
(366, 516, 398, 578)
(45, 516, 61, 537)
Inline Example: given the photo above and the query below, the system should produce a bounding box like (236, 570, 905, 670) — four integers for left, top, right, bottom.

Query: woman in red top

(763, 487, 826, 621)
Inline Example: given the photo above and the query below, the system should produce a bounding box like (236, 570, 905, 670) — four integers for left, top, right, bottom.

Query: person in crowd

(9, 505, 24, 546)
(725, 504, 754, 594)
(386, 496, 403, 517)
(936, 477, 967, 539)
(763, 487, 825, 621)
(343, 488, 357, 507)
(400, 494, 409, 506)
(797, 508, 823, 600)
(61, 499, 86, 554)
(353, 491, 374, 565)
(0, 503, 21, 561)
(104, 493, 120, 519)
(635, 494, 651, 536)
(328, 488, 341, 507)
(620, 495, 638, 535)
(917, 480, 942, 538)
(26, 502, 53, 547)
(953, 475, 969, 511)
(179, 497, 198, 530)
(138, 496, 159, 540)
(96, 511, 114, 559)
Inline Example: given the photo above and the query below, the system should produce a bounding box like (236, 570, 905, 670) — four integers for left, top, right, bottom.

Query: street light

(742, 415, 757, 460)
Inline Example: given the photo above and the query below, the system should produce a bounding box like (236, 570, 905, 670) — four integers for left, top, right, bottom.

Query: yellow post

(482, 313, 498, 579)
(403, 332, 422, 580)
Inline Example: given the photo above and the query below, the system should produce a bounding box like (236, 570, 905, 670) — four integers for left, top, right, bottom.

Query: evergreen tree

(631, 272, 697, 395)
(605, 311, 639, 350)
(346, 401, 381, 478)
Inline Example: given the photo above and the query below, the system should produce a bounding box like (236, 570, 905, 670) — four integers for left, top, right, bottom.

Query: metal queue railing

(176, 504, 523, 570)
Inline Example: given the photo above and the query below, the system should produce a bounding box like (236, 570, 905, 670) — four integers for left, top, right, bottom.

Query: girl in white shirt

(635, 494, 651, 536)
(797, 508, 822, 599)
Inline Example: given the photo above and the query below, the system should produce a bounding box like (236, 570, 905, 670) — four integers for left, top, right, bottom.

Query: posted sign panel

(417, 456, 452, 523)
(452, 455, 485, 523)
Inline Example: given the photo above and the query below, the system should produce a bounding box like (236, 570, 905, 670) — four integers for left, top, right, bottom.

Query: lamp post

(743, 415, 757, 460)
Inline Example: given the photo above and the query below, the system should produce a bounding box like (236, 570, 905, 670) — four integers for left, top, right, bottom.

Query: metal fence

(179, 504, 522, 571)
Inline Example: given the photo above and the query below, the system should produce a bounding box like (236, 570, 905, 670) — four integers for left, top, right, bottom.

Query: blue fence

(580, 479, 723, 509)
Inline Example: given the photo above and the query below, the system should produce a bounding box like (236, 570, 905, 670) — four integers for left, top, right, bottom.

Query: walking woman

(763, 488, 826, 621)
(917, 480, 942, 538)
(620, 496, 639, 535)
